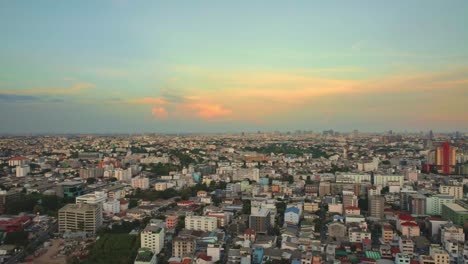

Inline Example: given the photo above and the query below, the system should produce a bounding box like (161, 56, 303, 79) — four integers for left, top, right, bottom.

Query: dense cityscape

(0, 131, 466, 264)
(2, 1, 468, 264)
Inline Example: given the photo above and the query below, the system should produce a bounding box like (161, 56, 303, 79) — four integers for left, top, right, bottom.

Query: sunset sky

(1, 1, 467, 133)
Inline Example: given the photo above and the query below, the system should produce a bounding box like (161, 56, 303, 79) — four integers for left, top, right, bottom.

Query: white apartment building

(103, 199, 120, 214)
(141, 224, 165, 254)
(348, 227, 371, 243)
(16, 165, 30, 177)
(336, 173, 370, 183)
(439, 185, 463, 199)
(132, 176, 150, 190)
(441, 224, 465, 246)
(426, 195, 455, 216)
(374, 175, 404, 187)
(185, 215, 217, 231)
(114, 168, 132, 182)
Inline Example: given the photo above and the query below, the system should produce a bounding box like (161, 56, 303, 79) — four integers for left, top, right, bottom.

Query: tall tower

(436, 142, 456, 174)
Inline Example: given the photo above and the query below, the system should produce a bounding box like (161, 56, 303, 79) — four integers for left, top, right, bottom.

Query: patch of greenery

(81, 234, 139, 264)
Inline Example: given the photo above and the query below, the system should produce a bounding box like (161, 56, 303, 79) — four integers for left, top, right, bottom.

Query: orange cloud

(187, 103, 233, 119)
(151, 107, 169, 120)
(130, 97, 168, 105)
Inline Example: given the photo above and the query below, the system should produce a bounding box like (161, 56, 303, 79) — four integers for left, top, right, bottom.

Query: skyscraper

(436, 142, 456, 174)
(368, 195, 385, 219)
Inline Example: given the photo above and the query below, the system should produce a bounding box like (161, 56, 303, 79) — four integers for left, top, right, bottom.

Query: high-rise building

(141, 224, 165, 254)
(58, 203, 102, 234)
(249, 208, 271, 234)
(426, 195, 455, 216)
(368, 195, 385, 219)
(408, 194, 426, 215)
(433, 142, 457, 174)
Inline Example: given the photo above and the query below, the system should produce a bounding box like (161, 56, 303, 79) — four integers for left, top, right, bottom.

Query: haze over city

(1, 1, 468, 133)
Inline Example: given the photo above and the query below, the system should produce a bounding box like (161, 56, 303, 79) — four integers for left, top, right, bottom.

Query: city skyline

(1, 1, 468, 133)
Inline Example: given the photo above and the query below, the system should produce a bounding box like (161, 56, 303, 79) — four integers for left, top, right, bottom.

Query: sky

(1, 0, 468, 134)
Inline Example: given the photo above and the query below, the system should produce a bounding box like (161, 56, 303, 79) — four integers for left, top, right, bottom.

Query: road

(5, 222, 58, 264)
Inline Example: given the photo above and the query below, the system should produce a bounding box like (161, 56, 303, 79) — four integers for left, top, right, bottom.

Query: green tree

(242, 200, 251, 214)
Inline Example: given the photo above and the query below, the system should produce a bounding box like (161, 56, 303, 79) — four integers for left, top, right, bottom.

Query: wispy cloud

(0, 94, 40, 102)
(1, 82, 95, 96)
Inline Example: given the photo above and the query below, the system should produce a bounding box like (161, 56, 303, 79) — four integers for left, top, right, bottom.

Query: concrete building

(249, 208, 271, 234)
(79, 167, 104, 179)
(76, 191, 107, 206)
(381, 225, 394, 243)
(172, 236, 196, 258)
(398, 237, 414, 256)
(8, 157, 28, 166)
(58, 203, 102, 234)
(319, 181, 331, 197)
(426, 195, 455, 216)
(0, 190, 20, 214)
(15, 165, 30, 177)
(327, 222, 347, 239)
(141, 224, 165, 254)
(440, 224, 465, 246)
(369, 195, 385, 219)
(185, 215, 217, 231)
(166, 215, 178, 229)
(348, 227, 371, 243)
(132, 176, 150, 190)
(409, 194, 426, 215)
(284, 207, 300, 225)
(374, 175, 404, 187)
(441, 203, 468, 226)
(439, 185, 463, 199)
(114, 168, 132, 182)
(103, 199, 120, 214)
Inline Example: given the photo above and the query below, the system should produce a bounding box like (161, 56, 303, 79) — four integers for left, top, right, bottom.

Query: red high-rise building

(435, 142, 456, 174)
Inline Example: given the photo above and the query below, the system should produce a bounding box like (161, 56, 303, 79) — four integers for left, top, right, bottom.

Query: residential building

(439, 185, 463, 199)
(103, 199, 120, 214)
(166, 215, 178, 229)
(374, 175, 404, 187)
(15, 165, 30, 177)
(409, 194, 427, 215)
(249, 208, 271, 234)
(348, 227, 371, 243)
(185, 215, 217, 231)
(132, 176, 150, 190)
(369, 195, 385, 219)
(399, 237, 414, 255)
(172, 236, 196, 258)
(381, 225, 394, 243)
(284, 207, 300, 225)
(441, 203, 468, 226)
(426, 195, 455, 216)
(141, 223, 165, 254)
